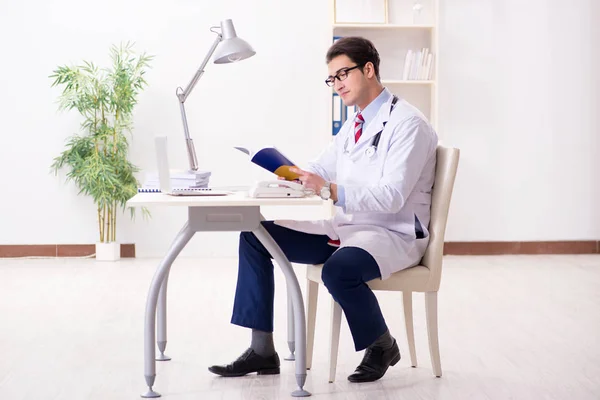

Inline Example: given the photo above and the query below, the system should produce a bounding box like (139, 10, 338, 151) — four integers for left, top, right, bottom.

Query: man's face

(326, 55, 365, 107)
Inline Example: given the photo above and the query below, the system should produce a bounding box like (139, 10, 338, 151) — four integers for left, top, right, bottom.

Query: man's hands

(289, 167, 325, 193)
(288, 167, 338, 202)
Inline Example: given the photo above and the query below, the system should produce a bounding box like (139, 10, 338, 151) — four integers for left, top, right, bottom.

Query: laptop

(155, 136, 232, 197)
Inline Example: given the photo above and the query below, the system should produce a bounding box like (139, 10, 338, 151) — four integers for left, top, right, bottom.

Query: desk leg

(284, 292, 295, 361)
(156, 223, 190, 362)
(254, 223, 311, 398)
(141, 222, 195, 399)
(156, 274, 172, 361)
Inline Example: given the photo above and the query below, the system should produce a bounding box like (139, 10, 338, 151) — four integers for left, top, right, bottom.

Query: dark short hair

(326, 36, 381, 81)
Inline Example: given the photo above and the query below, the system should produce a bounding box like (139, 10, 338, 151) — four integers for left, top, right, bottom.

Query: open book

(234, 146, 301, 180)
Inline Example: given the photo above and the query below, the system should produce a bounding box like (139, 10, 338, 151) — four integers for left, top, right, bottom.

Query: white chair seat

(307, 264, 432, 291)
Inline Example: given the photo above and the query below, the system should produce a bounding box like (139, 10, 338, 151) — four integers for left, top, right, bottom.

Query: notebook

(152, 136, 232, 197)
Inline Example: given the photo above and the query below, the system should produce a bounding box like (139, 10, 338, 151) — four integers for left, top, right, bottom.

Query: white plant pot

(96, 242, 121, 261)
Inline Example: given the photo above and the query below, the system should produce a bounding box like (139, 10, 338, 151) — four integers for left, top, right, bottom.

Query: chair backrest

(421, 144, 460, 291)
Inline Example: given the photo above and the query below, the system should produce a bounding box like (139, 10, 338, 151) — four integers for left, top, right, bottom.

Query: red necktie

(354, 113, 364, 143)
(327, 239, 340, 247)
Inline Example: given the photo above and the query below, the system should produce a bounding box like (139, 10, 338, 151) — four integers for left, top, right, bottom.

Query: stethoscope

(343, 95, 399, 158)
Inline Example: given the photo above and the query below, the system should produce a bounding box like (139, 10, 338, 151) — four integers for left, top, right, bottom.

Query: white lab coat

(276, 92, 438, 280)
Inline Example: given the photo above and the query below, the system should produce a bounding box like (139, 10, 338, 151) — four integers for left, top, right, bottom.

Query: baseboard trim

(0, 244, 136, 258)
(444, 241, 600, 255)
(1, 242, 598, 258)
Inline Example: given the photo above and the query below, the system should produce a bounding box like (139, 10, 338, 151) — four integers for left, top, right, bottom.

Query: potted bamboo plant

(50, 42, 152, 261)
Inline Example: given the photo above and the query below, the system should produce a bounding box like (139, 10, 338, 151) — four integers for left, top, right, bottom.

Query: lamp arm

(178, 32, 223, 102)
(176, 31, 223, 172)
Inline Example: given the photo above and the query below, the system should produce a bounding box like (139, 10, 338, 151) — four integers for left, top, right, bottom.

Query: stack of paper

(142, 170, 212, 189)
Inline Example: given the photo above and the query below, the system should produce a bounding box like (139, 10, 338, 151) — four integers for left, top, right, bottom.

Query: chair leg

(306, 279, 319, 370)
(328, 298, 342, 383)
(402, 291, 418, 367)
(425, 291, 442, 377)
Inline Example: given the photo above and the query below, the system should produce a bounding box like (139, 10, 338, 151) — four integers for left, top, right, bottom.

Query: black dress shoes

(208, 348, 280, 377)
(348, 339, 401, 383)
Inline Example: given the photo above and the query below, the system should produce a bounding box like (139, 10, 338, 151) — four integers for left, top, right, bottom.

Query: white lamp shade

(213, 19, 256, 64)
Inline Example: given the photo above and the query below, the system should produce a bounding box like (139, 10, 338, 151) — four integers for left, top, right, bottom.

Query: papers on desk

(141, 170, 211, 190)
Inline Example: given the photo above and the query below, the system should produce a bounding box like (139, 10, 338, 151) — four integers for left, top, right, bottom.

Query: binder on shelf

(424, 53, 433, 80)
(330, 35, 356, 134)
(402, 48, 435, 81)
(332, 92, 342, 136)
(402, 50, 413, 80)
(342, 104, 356, 125)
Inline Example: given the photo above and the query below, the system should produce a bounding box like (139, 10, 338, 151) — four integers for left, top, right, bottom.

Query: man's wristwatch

(320, 181, 331, 200)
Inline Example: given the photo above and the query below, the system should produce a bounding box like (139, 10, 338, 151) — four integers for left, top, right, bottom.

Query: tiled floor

(0, 254, 599, 399)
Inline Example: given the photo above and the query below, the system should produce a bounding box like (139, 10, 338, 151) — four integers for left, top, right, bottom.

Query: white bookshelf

(382, 79, 435, 85)
(329, 0, 439, 129)
(333, 23, 435, 29)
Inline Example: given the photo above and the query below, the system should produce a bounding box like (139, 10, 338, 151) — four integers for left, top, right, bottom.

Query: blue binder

(331, 36, 346, 136)
(344, 104, 356, 123)
(332, 93, 342, 136)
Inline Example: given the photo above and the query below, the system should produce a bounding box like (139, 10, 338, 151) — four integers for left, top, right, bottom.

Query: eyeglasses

(325, 65, 362, 87)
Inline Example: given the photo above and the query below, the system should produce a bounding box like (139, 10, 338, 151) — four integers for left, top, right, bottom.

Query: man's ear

(363, 62, 375, 79)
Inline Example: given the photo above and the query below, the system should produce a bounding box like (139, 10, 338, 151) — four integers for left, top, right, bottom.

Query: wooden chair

(305, 145, 460, 382)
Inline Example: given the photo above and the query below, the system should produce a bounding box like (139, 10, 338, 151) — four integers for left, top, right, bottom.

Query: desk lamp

(176, 19, 255, 176)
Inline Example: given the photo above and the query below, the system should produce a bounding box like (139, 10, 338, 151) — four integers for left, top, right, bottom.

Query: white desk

(126, 191, 324, 398)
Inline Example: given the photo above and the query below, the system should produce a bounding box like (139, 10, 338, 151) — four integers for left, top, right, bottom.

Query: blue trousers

(231, 221, 388, 351)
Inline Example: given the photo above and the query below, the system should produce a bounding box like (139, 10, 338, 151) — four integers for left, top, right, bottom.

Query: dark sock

(251, 329, 276, 357)
(370, 329, 394, 350)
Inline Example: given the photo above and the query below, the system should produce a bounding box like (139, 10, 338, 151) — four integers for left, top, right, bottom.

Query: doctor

(208, 36, 438, 383)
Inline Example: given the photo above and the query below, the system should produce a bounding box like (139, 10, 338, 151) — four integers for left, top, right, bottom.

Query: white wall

(592, 0, 600, 237)
(0, 0, 332, 257)
(438, 0, 600, 241)
(0, 0, 599, 257)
